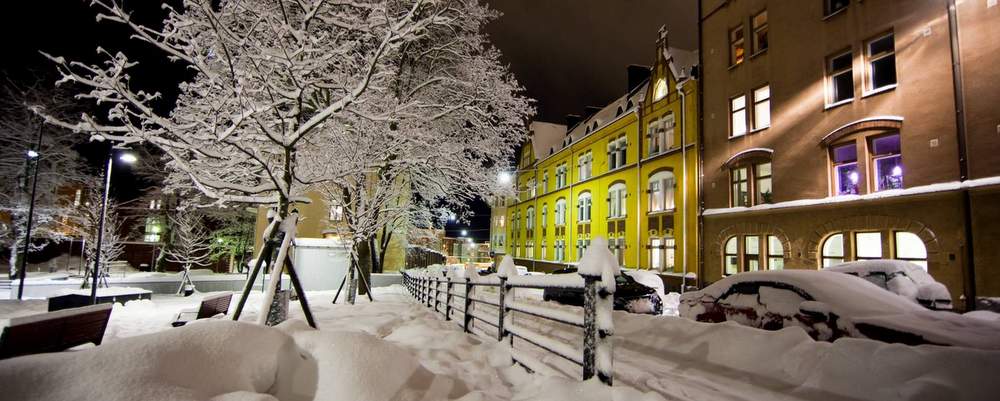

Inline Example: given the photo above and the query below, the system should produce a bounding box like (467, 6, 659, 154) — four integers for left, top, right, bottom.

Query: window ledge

(750, 126, 770, 134)
(728, 133, 748, 141)
(822, 8, 847, 21)
(862, 84, 897, 99)
(750, 48, 768, 59)
(824, 98, 854, 111)
(647, 209, 676, 216)
(727, 62, 743, 71)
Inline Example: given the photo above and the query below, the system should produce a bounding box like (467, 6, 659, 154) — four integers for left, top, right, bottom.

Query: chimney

(565, 114, 582, 130)
(627, 65, 651, 93)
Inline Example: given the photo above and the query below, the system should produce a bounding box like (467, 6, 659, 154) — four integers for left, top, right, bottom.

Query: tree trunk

(356, 239, 372, 296)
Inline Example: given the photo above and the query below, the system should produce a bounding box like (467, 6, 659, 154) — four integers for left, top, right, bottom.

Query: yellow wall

(501, 49, 699, 276)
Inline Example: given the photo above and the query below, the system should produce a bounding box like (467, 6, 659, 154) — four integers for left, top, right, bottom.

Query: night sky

(1, 0, 697, 242)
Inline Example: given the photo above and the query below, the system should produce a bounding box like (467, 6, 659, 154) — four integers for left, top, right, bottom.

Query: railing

(401, 263, 615, 384)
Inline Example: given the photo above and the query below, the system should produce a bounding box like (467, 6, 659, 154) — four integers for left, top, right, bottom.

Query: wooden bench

(0, 303, 113, 359)
(172, 292, 233, 327)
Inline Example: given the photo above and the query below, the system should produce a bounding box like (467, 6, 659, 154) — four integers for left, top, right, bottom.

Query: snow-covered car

(679, 270, 1000, 349)
(824, 260, 953, 310)
(543, 268, 663, 315)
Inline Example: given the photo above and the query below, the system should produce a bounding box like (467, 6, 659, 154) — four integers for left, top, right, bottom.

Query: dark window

(824, 0, 849, 17)
(867, 33, 897, 91)
(752, 11, 768, 54)
(832, 143, 859, 195)
(828, 52, 854, 103)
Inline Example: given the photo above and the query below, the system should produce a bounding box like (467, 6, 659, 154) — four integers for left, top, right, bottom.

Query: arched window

(821, 233, 845, 267)
(724, 237, 739, 275)
(648, 171, 676, 212)
(767, 236, 784, 270)
(608, 183, 627, 218)
(526, 207, 535, 232)
(540, 204, 548, 229)
(555, 198, 567, 226)
(578, 192, 592, 222)
(653, 78, 668, 101)
(894, 231, 928, 270)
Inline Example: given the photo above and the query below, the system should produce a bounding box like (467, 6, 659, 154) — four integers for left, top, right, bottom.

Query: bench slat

(0, 304, 113, 359)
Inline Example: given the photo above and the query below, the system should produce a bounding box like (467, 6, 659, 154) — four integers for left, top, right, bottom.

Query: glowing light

(498, 172, 512, 184)
(26, 150, 39, 158)
(119, 153, 138, 163)
(460, 229, 468, 236)
(849, 171, 859, 184)
(891, 165, 902, 177)
(216, 238, 224, 243)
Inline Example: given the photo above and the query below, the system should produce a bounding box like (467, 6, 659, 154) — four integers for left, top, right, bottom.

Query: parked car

(679, 270, 1000, 349)
(543, 268, 663, 315)
(824, 260, 953, 310)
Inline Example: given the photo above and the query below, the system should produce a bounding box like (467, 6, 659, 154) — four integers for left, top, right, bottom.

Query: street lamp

(89, 148, 137, 304)
(498, 172, 512, 185)
(15, 132, 43, 300)
(460, 229, 468, 237)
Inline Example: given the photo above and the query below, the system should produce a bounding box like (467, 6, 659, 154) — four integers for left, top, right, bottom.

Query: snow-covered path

(3, 286, 998, 401)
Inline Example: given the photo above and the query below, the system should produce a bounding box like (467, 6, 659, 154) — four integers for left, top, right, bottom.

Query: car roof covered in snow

(824, 260, 936, 286)
(693, 270, 925, 316)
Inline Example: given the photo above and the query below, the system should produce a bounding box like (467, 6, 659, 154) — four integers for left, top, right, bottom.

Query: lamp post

(15, 127, 44, 300)
(89, 149, 137, 304)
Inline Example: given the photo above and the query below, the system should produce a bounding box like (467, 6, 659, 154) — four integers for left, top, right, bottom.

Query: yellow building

(498, 31, 699, 288)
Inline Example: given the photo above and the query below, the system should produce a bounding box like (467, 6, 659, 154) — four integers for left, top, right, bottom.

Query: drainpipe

(696, 0, 706, 289)
(636, 102, 644, 272)
(677, 81, 689, 293)
(946, 0, 975, 310)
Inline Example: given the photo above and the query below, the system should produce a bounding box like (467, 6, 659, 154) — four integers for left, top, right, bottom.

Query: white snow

(497, 255, 519, 278)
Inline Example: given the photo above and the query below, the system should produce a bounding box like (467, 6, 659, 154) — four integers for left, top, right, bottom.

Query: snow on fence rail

(401, 248, 619, 385)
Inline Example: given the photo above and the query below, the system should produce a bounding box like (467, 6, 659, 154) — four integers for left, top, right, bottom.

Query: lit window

(73, 189, 82, 207)
(730, 95, 747, 137)
(608, 136, 628, 170)
(527, 178, 536, 198)
(752, 85, 770, 130)
(855, 232, 882, 260)
(556, 163, 568, 188)
(613, 238, 627, 266)
(724, 237, 739, 275)
(526, 240, 534, 258)
(608, 183, 628, 218)
(578, 151, 593, 181)
(729, 25, 745, 66)
(767, 236, 784, 270)
(577, 238, 591, 259)
(894, 231, 928, 270)
(821, 233, 845, 267)
(542, 171, 549, 193)
(541, 205, 547, 229)
(555, 199, 567, 226)
(871, 134, 903, 191)
(647, 114, 676, 156)
(143, 216, 164, 243)
(329, 202, 344, 222)
(731, 166, 750, 207)
(824, 0, 848, 17)
(832, 142, 860, 195)
(648, 171, 676, 212)
(577, 192, 592, 222)
(526, 207, 535, 232)
(828, 51, 854, 104)
(653, 78, 668, 102)
(745, 235, 760, 271)
(752, 11, 768, 54)
(866, 33, 896, 92)
(541, 240, 547, 260)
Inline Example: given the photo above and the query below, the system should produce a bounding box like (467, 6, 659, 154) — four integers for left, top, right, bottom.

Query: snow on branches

(35, 0, 528, 216)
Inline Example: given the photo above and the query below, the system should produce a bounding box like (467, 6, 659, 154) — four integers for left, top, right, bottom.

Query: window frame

(577, 192, 592, 223)
(754, 162, 773, 204)
(824, 0, 849, 18)
(869, 133, 903, 192)
(752, 84, 771, 131)
(608, 183, 628, 219)
(826, 50, 855, 106)
(830, 141, 861, 196)
(730, 166, 750, 207)
(751, 10, 768, 56)
(555, 198, 567, 226)
(578, 151, 593, 181)
(729, 24, 746, 67)
(864, 32, 897, 94)
(729, 94, 748, 138)
(648, 170, 676, 213)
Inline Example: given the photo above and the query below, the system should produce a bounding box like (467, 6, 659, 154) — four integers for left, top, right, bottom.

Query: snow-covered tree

(317, 3, 533, 300)
(0, 76, 86, 277)
(79, 189, 125, 287)
(163, 210, 212, 292)
(34, 0, 488, 216)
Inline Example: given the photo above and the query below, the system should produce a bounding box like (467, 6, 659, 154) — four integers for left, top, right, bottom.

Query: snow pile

(497, 255, 519, 278)
(661, 292, 680, 316)
(53, 286, 151, 297)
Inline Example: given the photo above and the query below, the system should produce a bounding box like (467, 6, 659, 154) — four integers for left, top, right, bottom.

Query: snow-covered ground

(2, 286, 999, 401)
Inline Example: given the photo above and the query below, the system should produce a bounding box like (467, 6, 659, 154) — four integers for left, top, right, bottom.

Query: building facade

(499, 32, 700, 288)
(698, 0, 1000, 309)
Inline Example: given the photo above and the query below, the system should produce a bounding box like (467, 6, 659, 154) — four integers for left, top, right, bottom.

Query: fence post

(463, 277, 472, 333)
(445, 279, 453, 321)
(433, 277, 440, 313)
(581, 274, 599, 382)
(497, 275, 507, 342)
